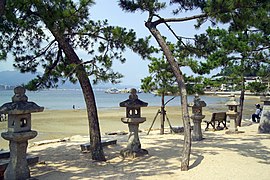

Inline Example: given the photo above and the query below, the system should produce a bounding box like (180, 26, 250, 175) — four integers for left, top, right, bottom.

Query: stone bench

(0, 152, 9, 159)
(80, 139, 117, 152)
(204, 112, 227, 131)
(170, 126, 184, 134)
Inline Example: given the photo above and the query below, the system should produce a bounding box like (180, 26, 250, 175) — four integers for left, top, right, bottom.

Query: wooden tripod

(147, 108, 174, 135)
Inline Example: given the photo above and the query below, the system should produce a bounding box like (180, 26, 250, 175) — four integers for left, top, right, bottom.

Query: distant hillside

(0, 70, 81, 89)
(0, 71, 38, 86)
(0, 71, 135, 90)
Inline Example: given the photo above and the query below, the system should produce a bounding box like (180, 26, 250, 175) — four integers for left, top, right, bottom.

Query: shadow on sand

(29, 128, 270, 179)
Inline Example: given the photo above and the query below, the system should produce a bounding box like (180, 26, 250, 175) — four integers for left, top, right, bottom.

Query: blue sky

(0, 0, 214, 86)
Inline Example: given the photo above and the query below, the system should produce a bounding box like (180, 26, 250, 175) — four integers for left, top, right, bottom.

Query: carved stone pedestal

(120, 118, 148, 158)
(192, 117, 204, 141)
(1, 131, 37, 180)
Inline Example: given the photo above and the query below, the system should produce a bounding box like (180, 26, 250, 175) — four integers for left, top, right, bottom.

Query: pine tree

(118, 0, 270, 170)
(0, 0, 153, 161)
(141, 55, 178, 134)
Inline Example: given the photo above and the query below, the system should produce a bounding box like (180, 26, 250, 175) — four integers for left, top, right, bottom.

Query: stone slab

(170, 126, 184, 133)
(0, 151, 10, 159)
(80, 139, 117, 152)
(120, 148, 148, 158)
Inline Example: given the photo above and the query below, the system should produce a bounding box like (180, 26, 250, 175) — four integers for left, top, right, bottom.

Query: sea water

(0, 89, 230, 110)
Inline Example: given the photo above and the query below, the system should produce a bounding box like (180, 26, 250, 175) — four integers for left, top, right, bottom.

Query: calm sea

(0, 89, 231, 110)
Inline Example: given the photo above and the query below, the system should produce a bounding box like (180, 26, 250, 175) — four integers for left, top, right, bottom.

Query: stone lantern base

(225, 113, 244, 134)
(120, 117, 148, 158)
(258, 98, 270, 133)
(1, 131, 37, 180)
(191, 115, 205, 141)
(225, 120, 244, 134)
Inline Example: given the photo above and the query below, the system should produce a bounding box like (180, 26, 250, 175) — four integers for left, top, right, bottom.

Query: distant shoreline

(204, 91, 268, 97)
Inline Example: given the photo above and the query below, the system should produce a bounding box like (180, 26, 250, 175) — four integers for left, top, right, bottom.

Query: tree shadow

(198, 131, 270, 165)
(29, 134, 183, 179)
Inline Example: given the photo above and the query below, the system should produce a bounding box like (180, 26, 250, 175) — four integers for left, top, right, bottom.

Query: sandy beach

(1, 106, 186, 150)
(1, 97, 269, 179)
(27, 122, 270, 180)
(0, 103, 256, 150)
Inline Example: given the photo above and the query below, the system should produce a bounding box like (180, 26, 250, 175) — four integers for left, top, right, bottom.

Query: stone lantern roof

(119, 88, 148, 108)
(0, 86, 44, 114)
(188, 94, 206, 108)
(225, 94, 239, 106)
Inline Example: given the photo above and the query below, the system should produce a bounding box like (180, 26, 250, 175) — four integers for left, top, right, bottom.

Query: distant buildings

(0, 84, 16, 90)
(211, 76, 270, 92)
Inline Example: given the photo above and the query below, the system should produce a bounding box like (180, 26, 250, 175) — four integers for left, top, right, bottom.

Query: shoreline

(204, 90, 267, 96)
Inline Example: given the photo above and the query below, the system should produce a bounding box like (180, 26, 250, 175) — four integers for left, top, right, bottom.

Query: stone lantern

(0, 86, 44, 180)
(188, 94, 206, 141)
(119, 88, 148, 158)
(258, 96, 270, 133)
(225, 94, 239, 134)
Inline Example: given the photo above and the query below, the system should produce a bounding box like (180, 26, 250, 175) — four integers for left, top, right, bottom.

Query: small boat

(105, 88, 120, 94)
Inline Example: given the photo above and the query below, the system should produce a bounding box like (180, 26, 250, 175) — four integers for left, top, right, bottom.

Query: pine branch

(30, 40, 57, 62)
(253, 46, 270, 52)
(67, 32, 107, 41)
(152, 13, 207, 26)
(154, 14, 188, 47)
(165, 96, 177, 106)
(0, 0, 5, 15)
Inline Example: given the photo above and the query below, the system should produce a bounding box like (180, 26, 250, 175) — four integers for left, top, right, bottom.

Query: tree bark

(238, 88, 245, 127)
(237, 59, 245, 127)
(49, 30, 106, 161)
(160, 92, 165, 135)
(145, 22, 191, 171)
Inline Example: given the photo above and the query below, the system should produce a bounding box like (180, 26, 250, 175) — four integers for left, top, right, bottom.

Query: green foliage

(247, 82, 268, 95)
(184, 75, 204, 94)
(203, 77, 222, 88)
(118, 0, 166, 13)
(186, 83, 204, 95)
(0, 0, 154, 89)
(141, 53, 205, 95)
(197, 27, 269, 71)
(195, 14, 269, 91)
(119, 0, 270, 79)
(141, 56, 178, 95)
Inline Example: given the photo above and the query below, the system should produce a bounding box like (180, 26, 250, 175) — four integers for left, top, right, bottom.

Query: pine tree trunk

(146, 22, 191, 171)
(238, 88, 245, 127)
(237, 59, 245, 127)
(49, 30, 106, 161)
(76, 66, 106, 161)
(160, 92, 165, 135)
